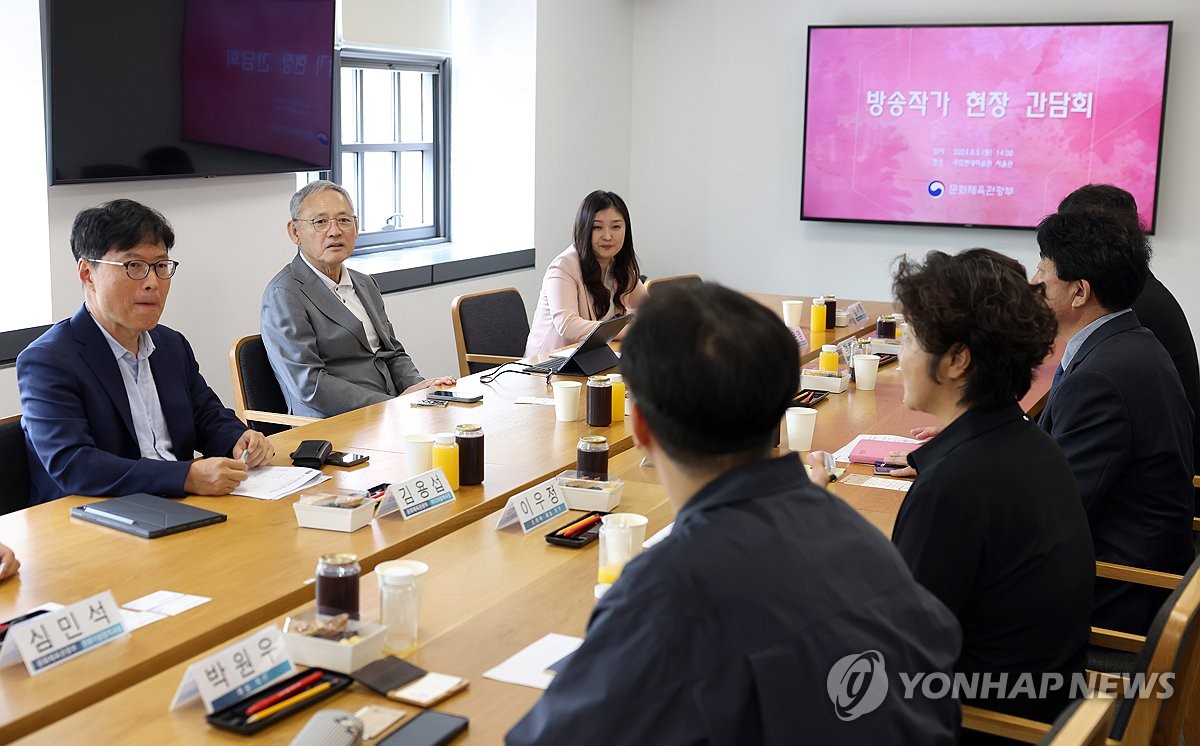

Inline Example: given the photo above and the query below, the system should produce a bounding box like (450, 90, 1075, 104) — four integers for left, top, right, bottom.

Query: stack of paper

(231, 466, 330, 500)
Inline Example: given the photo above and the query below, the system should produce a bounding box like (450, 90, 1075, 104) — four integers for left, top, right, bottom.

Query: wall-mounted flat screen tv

(45, 0, 335, 185)
(801, 22, 1172, 231)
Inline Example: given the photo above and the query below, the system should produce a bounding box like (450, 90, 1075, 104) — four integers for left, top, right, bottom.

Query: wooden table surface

(18, 348, 1064, 745)
(0, 369, 638, 741)
(0, 294, 910, 741)
(1, 296, 1064, 743)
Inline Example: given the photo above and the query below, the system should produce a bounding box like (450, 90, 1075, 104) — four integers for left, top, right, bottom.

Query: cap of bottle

(434, 432, 455, 445)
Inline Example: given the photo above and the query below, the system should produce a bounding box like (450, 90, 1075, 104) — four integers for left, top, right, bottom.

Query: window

(335, 49, 450, 251)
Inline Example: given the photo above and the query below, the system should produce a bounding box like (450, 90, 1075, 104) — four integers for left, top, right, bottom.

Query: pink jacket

(525, 246, 649, 356)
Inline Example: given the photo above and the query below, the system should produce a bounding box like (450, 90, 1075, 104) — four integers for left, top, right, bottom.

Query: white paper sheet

(514, 396, 556, 406)
(482, 633, 584, 690)
(123, 590, 212, 616)
(230, 466, 329, 500)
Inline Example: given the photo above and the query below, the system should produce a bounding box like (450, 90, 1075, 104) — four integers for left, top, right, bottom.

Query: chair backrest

(645, 273, 703, 294)
(1112, 551, 1200, 744)
(1039, 695, 1115, 746)
(0, 415, 31, 514)
(228, 335, 291, 435)
(450, 288, 530, 376)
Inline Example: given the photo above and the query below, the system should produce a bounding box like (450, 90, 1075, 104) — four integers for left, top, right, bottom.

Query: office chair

(450, 288, 531, 376)
(1038, 695, 1116, 746)
(0, 415, 31, 514)
(228, 335, 319, 435)
(961, 553, 1200, 745)
(645, 273, 703, 294)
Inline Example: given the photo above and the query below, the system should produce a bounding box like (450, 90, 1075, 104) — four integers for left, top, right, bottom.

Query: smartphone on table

(327, 451, 369, 467)
(425, 390, 483, 404)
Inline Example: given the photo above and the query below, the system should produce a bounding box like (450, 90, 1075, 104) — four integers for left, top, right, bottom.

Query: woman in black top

(818, 248, 1095, 733)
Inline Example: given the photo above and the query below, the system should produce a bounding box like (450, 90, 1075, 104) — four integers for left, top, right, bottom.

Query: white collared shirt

(91, 314, 176, 461)
(300, 254, 382, 352)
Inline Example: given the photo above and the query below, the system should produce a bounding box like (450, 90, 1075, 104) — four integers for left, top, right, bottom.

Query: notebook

(70, 493, 227, 538)
(524, 314, 632, 376)
(847, 439, 922, 465)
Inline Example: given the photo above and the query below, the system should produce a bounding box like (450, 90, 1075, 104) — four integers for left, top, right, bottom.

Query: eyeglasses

(294, 216, 358, 231)
(90, 258, 180, 280)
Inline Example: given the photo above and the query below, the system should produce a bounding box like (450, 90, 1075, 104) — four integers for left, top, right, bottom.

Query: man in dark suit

(17, 199, 273, 504)
(1035, 211, 1194, 633)
(260, 181, 455, 418)
(1057, 184, 1200, 515)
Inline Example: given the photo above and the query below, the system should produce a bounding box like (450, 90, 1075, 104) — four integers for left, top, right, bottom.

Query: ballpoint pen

(823, 452, 838, 483)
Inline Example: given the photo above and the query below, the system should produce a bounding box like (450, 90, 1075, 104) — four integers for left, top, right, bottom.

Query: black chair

(451, 288, 531, 376)
(645, 273, 703, 294)
(0, 415, 31, 514)
(229, 335, 319, 435)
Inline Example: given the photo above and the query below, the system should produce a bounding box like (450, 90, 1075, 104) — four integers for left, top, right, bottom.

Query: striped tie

(1051, 364, 1064, 392)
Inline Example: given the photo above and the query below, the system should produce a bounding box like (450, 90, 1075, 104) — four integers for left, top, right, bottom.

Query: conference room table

(17, 354, 1057, 743)
(0, 293, 893, 741)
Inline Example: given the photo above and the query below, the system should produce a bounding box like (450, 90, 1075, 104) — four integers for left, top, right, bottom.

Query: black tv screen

(45, 0, 335, 184)
(801, 22, 1172, 231)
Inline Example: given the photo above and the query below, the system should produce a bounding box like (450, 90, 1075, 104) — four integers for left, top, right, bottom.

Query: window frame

(333, 48, 451, 254)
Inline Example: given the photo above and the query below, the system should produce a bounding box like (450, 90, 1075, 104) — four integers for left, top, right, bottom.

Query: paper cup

(784, 407, 818, 452)
(602, 513, 648, 548)
(552, 380, 582, 422)
(782, 300, 805, 328)
(853, 354, 881, 391)
(402, 434, 435, 474)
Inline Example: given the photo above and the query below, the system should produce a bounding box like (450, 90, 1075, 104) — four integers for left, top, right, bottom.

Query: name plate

(496, 478, 568, 534)
(171, 626, 293, 713)
(377, 468, 456, 520)
(846, 301, 869, 325)
(836, 338, 857, 363)
(9, 591, 126, 675)
(790, 327, 808, 352)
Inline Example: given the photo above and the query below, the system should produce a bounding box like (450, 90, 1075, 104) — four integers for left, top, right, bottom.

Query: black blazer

(1134, 272, 1200, 512)
(1038, 311, 1195, 632)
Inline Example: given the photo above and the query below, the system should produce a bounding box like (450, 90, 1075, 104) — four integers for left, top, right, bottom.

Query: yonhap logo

(827, 650, 888, 721)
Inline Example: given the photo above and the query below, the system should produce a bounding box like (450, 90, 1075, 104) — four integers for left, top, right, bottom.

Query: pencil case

(545, 511, 608, 548)
(205, 668, 352, 735)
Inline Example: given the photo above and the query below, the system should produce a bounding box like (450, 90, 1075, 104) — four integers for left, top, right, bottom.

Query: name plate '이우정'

(495, 477, 568, 534)
(5, 591, 127, 675)
(376, 468, 456, 520)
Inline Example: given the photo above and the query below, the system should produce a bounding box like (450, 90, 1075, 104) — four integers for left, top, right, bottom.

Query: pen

(244, 680, 332, 724)
(559, 513, 602, 538)
(241, 449, 249, 465)
(244, 670, 325, 716)
(823, 452, 838, 483)
(82, 506, 136, 525)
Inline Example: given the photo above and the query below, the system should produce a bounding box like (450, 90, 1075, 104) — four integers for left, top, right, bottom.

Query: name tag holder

(376, 468, 456, 520)
(846, 301, 869, 325)
(0, 592, 126, 676)
(170, 626, 294, 713)
(495, 478, 568, 533)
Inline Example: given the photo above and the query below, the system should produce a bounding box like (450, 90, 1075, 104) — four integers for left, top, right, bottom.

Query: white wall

(533, 0, 636, 270)
(0, 0, 543, 416)
(628, 0, 1200, 329)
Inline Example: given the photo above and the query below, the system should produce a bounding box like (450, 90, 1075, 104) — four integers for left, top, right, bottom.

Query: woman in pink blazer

(525, 191, 649, 356)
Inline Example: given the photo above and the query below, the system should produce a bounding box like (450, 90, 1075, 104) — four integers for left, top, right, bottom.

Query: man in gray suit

(261, 181, 455, 418)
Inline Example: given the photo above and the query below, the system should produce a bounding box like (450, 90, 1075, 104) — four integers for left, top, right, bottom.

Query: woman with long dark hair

(525, 191, 647, 356)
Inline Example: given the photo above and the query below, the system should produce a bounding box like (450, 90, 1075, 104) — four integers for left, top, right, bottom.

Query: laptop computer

(70, 492, 227, 538)
(525, 314, 633, 376)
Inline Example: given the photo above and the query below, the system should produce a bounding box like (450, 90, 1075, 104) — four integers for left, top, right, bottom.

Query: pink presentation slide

(802, 24, 1170, 230)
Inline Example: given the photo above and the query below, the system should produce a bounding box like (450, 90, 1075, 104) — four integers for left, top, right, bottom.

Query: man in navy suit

(1034, 211, 1194, 633)
(17, 199, 274, 504)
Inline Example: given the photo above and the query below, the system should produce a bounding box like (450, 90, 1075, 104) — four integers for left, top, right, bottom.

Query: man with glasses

(261, 181, 454, 418)
(17, 199, 273, 504)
